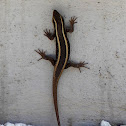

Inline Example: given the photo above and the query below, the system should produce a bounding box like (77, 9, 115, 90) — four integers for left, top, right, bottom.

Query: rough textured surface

(0, 0, 126, 126)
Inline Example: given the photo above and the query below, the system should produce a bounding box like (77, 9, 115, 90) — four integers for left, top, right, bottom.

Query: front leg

(66, 16, 77, 33)
(44, 29, 56, 40)
(65, 61, 89, 72)
(35, 49, 56, 66)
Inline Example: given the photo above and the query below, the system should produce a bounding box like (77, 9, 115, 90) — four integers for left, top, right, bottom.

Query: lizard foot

(35, 49, 46, 61)
(77, 61, 89, 73)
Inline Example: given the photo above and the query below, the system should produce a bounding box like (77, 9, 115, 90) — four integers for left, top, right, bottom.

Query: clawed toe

(77, 61, 89, 72)
(69, 16, 77, 24)
(44, 29, 51, 36)
(35, 49, 46, 60)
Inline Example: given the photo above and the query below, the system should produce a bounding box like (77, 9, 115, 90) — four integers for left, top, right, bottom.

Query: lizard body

(35, 10, 89, 126)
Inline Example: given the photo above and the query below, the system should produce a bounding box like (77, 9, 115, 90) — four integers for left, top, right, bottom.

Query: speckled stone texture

(0, 0, 126, 126)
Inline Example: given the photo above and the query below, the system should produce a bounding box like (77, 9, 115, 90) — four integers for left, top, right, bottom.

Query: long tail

(53, 77, 60, 126)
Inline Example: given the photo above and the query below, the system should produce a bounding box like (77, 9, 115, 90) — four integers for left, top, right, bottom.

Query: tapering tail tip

(53, 77, 61, 126)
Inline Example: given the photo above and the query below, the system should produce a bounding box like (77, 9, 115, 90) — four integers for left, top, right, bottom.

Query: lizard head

(52, 10, 63, 25)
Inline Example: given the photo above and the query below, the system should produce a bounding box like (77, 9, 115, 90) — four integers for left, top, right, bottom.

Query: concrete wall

(0, 0, 126, 126)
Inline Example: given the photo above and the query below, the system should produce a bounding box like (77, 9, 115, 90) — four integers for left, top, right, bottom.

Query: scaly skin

(35, 10, 89, 126)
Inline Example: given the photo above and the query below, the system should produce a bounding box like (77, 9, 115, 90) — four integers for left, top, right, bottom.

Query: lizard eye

(52, 19, 56, 28)
(52, 18, 55, 24)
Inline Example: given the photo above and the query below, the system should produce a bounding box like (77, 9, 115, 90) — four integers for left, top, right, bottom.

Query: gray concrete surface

(0, 0, 126, 126)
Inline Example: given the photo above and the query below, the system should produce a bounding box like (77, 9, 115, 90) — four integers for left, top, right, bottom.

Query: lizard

(35, 10, 89, 126)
